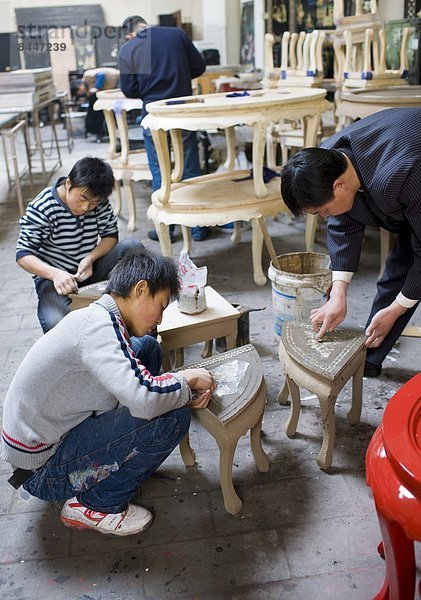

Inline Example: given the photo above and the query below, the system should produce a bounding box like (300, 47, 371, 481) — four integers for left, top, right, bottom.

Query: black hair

(121, 15, 147, 34)
(280, 147, 347, 217)
(70, 78, 88, 100)
(67, 157, 115, 202)
(105, 247, 180, 300)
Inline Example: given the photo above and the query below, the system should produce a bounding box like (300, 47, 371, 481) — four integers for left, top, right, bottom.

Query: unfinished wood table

(278, 322, 367, 470)
(143, 88, 329, 285)
(158, 286, 240, 370)
(177, 344, 270, 515)
(336, 85, 421, 123)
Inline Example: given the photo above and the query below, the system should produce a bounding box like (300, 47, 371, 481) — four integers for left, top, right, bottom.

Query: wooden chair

(94, 89, 152, 231)
(278, 322, 366, 470)
(341, 27, 411, 90)
(264, 30, 325, 171)
(332, 0, 383, 93)
(177, 344, 270, 515)
(263, 31, 326, 252)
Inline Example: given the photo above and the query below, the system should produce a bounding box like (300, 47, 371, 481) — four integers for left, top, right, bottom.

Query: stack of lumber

(0, 68, 55, 109)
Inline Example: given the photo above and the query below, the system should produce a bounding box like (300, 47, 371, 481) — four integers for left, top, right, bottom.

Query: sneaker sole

(60, 513, 153, 536)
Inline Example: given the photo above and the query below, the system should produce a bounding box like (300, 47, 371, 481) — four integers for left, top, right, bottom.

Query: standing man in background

(118, 15, 211, 243)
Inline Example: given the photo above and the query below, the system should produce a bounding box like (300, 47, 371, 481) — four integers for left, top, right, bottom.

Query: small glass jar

(178, 286, 207, 314)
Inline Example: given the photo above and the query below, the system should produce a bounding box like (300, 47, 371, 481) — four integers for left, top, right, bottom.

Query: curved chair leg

(347, 361, 364, 424)
(124, 180, 137, 232)
(266, 130, 276, 169)
(179, 433, 196, 467)
(317, 395, 336, 470)
(181, 225, 192, 255)
(250, 416, 270, 472)
(156, 222, 173, 258)
(284, 375, 301, 437)
(224, 126, 236, 170)
(305, 214, 318, 252)
(281, 141, 289, 165)
(217, 438, 243, 515)
(230, 221, 242, 244)
(251, 217, 266, 286)
(278, 380, 290, 405)
(113, 180, 122, 217)
(374, 510, 416, 600)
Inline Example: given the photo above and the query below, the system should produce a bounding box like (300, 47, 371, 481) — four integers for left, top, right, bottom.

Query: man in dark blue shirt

(280, 108, 421, 377)
(118, 16, 211, 243)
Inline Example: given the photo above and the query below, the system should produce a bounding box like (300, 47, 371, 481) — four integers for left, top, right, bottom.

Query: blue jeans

(35, 239, 144, 333)
(24, 335, 191, 513)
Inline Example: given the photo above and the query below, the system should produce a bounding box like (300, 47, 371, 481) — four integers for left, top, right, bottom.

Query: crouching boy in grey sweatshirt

(1, 248, 214, 536)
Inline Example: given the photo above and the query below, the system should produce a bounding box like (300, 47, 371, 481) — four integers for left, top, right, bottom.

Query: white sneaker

(60, 497, 153, 536)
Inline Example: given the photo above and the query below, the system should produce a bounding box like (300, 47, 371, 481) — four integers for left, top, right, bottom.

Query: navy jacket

(118, 26, 205, 118)
(321, 107, 421, 299)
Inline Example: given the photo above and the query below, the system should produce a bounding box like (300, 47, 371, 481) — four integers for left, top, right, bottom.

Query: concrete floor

(0, 124, 420, 599)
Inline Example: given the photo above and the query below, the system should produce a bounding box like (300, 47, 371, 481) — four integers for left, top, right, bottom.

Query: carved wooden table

(336, 85, 421, 122)
(143, 88, 329, 285)
(278, 322, 366, 469)
(178, 344, 270, 515)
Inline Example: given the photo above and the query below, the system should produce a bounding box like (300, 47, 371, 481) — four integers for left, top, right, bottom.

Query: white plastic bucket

(268, 252, 332, 340)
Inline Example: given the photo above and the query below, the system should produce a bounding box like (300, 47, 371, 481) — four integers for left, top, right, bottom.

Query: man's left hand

(365, 301, 407, 348)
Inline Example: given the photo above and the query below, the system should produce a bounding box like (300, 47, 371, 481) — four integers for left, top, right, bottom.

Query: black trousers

(85, 93, 105, 137)
(366, 229, 419, 366)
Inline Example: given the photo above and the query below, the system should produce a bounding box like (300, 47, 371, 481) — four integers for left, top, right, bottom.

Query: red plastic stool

(366, 373, 421, 600)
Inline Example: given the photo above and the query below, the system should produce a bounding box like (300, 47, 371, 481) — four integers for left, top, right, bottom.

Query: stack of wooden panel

(0, 68, 56, 109)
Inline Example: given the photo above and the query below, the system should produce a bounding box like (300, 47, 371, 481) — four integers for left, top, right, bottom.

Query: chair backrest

(276, 30, 326, 87)
(342, 26, 411, 88)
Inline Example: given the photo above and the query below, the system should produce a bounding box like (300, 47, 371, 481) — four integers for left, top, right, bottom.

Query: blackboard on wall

(15, 5, 105, 70)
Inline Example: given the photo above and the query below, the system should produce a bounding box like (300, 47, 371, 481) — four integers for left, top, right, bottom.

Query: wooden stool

(366, 373, 421, 600)
(278, 322, 366, 470)
(68, 281, 108, 310)
(158, 286, 240, 370)
(178, 344, 270, 515)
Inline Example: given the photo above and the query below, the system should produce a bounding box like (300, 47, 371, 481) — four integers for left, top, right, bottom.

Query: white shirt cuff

(331, 271, 354, 284)
(396, 292, 418, 308)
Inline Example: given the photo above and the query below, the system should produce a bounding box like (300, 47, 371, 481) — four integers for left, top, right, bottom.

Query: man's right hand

(310, 280, 348, 339)
(53, 270, 78, 295)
